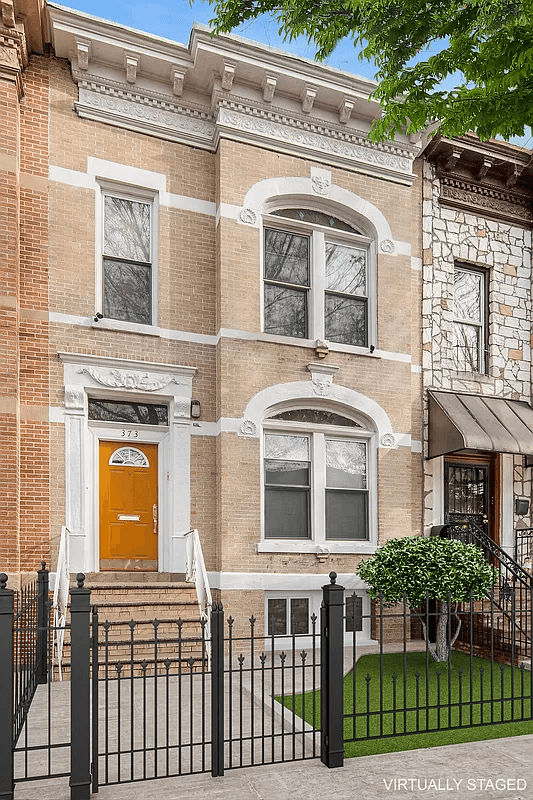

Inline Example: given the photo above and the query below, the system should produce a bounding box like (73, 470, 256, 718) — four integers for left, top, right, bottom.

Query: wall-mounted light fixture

(516, 498, 530, 516)
(191, 399, 201, 419)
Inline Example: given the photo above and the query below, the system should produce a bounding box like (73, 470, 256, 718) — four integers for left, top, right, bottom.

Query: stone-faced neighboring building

(3, 0, 425, 640)
(421, 135, 533, 563)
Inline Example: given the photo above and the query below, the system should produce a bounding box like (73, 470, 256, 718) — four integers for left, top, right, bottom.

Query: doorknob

(153, 504, 158, 534)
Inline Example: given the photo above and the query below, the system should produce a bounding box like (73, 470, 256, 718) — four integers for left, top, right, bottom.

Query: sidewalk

(16, 734, 532, 800)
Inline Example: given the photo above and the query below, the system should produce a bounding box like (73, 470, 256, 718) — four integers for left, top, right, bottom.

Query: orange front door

(99, 441, 158, 570)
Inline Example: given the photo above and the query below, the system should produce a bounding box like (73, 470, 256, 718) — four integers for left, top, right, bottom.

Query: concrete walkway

(15, 734, 532, 800)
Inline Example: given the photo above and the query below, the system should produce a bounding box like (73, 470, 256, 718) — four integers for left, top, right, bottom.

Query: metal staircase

(435, 519, 533, 665)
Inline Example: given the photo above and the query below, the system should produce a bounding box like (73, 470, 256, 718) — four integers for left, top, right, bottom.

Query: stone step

(78, 571, 187, 584)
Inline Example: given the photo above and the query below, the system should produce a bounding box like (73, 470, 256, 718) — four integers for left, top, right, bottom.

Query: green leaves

(208, 0, 533, 140)
(357, 536, 498, 608)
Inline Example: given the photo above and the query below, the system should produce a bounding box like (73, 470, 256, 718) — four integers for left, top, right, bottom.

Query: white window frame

(452, 263, 487, 374)
(259, 412, 377, 554)
(264, 589, 372, 647)
(95, 180, 159, 331)
(261, 210, 375, 351)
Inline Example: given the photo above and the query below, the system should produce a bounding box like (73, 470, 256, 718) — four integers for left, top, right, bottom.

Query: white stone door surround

(59, 353, 197, 574)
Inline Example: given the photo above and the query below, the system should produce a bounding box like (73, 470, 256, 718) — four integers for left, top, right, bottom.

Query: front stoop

(55, 573, 206, 678)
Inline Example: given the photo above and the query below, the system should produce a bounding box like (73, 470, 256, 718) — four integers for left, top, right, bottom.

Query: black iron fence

(2, 561, 533, 800)
(90, 600, 321, 788)
(516, 527, 533, 571)
(1, 566, 73, 800)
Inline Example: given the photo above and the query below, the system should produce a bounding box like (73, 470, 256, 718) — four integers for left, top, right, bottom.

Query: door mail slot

(118, 514, 140, 521)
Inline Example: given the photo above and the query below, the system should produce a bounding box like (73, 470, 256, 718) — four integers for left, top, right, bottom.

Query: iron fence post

(321, 571, 344, 769)
(36, 562, 49, 685)
(211, 601, 224, 777)
(69, 573, 91, 800)
(0, 574, 14, 800)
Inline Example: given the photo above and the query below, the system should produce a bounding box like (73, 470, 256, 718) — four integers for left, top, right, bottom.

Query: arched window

(263, 208, 372, 347)
(262, 406, 375, 545)
(108, 447, 149, 467)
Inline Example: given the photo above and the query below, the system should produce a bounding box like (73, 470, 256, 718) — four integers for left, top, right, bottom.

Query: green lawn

(280, 651, 533, 757)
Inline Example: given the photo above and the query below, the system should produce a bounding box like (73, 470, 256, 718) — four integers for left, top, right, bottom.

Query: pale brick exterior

(5, 0, 533, 642)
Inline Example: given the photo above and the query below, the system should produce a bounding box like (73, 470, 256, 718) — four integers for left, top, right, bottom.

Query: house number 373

(121, 429, 139, 438)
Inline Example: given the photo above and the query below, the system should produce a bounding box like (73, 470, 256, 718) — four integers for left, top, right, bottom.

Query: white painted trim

(58, 351, 197, 376)
(241, 176, 394, 246)
(94, 181, 159, 326)
(49, 163, 216, 217)
(257, 541, 377, 555)
(501, 453, 514, 555)
(207, 571, 370, 591)
(60, 354, 195, 574)
(49, 165, 93, 189)
(87, 157, 167, 192)
(50, 312, 219, 344)
(49, 313, 417, 364)
(242, 381, 395, 444)
(160, 191, 216, 217)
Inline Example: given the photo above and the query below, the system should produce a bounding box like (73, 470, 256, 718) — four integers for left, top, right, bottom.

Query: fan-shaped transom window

(263, 208, 370, 347)
(269, 409, 362, 427)
(109, 447, 149, 467)
(271, 208, 362, 234)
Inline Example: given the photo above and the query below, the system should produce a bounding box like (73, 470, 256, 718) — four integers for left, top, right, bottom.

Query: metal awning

(428, 391, 533, 458)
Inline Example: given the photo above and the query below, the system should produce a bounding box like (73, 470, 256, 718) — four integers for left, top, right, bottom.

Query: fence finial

(329, 571, 337, 585)
(76, 573, 85, 588)
(41, 561, 47, 571)
(0, 574, 7, 590)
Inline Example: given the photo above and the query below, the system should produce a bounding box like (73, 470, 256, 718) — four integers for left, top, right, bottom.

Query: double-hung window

(102, 193, 153, 325)
(452, 264, 487, 373)
(263, 408, 372, 545)
(263, 209, 371, 347)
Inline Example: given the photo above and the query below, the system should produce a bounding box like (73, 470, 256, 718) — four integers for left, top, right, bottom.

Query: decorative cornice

(0, 24, 28, 95)
(73, 71, 211, 117)
(75, 85, 215, 148)
(217, 97, 416, 160)
(439, 175, 532, 227)
(217, 106, 415, 182)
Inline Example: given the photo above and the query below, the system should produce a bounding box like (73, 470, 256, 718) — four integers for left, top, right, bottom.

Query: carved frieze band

(218, 108, 413, 177)
(439, 176, 532, 225)
(76, 87, 215, 144)
(78, 367, 185, 391)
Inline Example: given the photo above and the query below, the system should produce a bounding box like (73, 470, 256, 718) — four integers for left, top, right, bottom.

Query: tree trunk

(420, 601, 461, 662)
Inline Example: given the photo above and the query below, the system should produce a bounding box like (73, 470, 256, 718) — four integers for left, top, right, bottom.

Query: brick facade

(6, 1, 533, 644)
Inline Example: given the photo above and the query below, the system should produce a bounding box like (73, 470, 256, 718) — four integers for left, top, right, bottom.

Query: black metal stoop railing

(436, 519, 533, 662)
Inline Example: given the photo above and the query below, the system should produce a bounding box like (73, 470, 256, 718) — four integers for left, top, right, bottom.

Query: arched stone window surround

(248, 383, 392, 555)
(240, 176, 396, 248)
(242, 381, 395, 446)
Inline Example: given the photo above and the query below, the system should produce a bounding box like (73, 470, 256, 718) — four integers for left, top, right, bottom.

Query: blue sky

(58, 0, 531, 148)
(57, 0, 377, 79)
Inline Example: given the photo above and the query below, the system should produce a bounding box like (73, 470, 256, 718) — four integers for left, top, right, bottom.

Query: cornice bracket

(338, 97, 354, 124)
(75, 38, 91, 72)
(441, 147, 462, 172)
(506, 163, 525, 187)
(1, 0, 15, 27)
(171, 66, 187, 97)
(124, 52, 139, 84)
(476, 158, 493, 181)
(221, 60, 236, 91)
(301, 85, 317, 114)
(262, 73, 277, 103)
